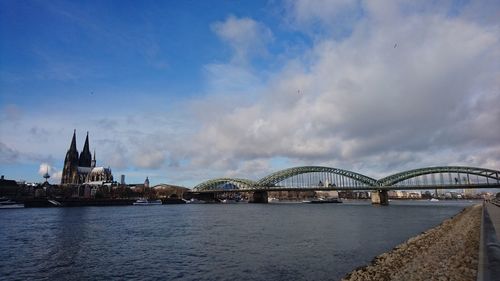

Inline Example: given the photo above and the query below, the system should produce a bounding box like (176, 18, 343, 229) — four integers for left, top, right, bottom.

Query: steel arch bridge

(377, 166, 500, 187)
(192, 165, 500, 192)
(193, 178, 257, 191)
(257, 166, 378, 187)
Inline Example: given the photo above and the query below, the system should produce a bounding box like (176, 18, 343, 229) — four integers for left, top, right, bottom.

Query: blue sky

(1, 0, 499, 187)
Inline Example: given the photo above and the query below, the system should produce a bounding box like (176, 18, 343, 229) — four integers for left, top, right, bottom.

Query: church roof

(89, 167, 111, 174)
(84, 181, 106, 186)
(77, 167, 92, 173)
(77, 166, 111, 174)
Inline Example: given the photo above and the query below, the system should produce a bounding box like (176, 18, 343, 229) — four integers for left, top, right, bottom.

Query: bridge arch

(193, 178, 257, 191)
(257, 166, 378, 187)
(377, 166, 500, 186)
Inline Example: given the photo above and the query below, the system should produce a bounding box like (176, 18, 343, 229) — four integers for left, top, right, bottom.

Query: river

(0, 200, 478, 280)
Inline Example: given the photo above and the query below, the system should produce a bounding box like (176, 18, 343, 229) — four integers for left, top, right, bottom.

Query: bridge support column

(249, 191, 268, 203)
(371, 190, 389, 205)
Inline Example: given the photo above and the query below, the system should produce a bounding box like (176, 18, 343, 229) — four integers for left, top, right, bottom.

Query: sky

(0, 0, 499, 187)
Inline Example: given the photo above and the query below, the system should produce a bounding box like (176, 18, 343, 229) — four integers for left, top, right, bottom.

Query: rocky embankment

(342, 204, 482, 281)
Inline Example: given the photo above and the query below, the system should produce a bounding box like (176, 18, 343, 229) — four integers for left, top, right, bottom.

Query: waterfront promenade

(478, 201, 500, 281)
(484, 201, 500, 241)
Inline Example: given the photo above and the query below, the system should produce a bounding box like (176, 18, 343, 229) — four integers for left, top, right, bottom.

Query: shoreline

(342, 204, 482, 281)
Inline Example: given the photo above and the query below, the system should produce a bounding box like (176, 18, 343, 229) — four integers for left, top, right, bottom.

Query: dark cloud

(0, 142, 20, 164)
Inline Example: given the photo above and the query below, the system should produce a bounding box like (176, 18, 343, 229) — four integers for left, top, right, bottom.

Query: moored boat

(309, 198, 342, 204)
(0, 199, 24, 209)
(133, 198, 162, 206)
(186, 198, 205, 204)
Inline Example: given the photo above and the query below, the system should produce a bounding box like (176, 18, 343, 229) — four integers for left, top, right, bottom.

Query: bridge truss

(257, 166, 378, 188)
(193, 178, 257, 191)
(192, 166, 500, 192)
(377, 166, 500, 188)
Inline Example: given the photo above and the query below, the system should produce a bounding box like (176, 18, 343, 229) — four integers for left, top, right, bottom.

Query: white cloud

(133, 149, 166, 169)
(38, 163, 51, 176)
(285, 0, 359, 25)
(186, 1, 500, 176)
(51, 171, 62, 182)
(211, 15, 273, 63)
(38, 162, 62, 183)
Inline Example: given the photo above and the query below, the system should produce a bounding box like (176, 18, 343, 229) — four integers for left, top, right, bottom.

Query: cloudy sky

(1, 0, 499, 187)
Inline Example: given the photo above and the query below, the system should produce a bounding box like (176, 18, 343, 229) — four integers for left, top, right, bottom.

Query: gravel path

(342, 204, 481, 281)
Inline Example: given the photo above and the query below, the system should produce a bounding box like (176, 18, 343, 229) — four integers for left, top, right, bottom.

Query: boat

(309, 198, 342, 204)
(430, 198, 439, 202)
(133, 198, 162, 206)
(0, 199, 24, 209)
(48, 199, 62, 206)
(185, 198, 205, 204)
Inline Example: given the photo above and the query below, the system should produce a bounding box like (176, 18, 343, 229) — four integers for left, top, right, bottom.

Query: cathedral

(61, 130, 113, 185)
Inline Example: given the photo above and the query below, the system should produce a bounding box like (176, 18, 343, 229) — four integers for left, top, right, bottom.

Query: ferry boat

(309, 198, 342, 204)
(0, 199, 24, 209)
(133, 198, 162, 206)
(186, 198, 205, 204)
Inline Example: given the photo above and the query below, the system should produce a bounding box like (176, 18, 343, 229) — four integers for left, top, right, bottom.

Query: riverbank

(21, 197, 185, 207)
(342, 204, 481, 281)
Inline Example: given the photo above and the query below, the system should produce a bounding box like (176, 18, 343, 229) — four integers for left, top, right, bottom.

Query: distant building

(120, 174, 126, 185)
(408, 192, 421, 199)
(61, 130, 113, 185)
(463, 188, 475, 197)
(315, 190, 339, 198)
(0, 175, 19, 197)
(153, 184, 189, 198)
(144, 177, 150, 188)
(387, 190, 397, 198)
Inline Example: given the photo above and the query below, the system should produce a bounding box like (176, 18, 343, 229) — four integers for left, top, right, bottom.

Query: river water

(0, 201, 477, 281)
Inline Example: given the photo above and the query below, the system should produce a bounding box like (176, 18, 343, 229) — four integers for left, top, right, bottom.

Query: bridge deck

(192, 183, 500, 193)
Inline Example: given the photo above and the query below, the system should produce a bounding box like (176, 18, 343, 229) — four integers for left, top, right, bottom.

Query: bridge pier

(249, 191, 268, 203)
(371, 190, 389, 205)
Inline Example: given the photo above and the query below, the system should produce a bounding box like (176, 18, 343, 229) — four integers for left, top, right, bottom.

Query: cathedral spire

(79, 131, 92, 167)
(70, 129, 77, 152)
(83, 132, 90, 152)
(62, 130, 79, 184)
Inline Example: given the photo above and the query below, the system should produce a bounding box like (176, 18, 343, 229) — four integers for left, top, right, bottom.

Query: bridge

(190, 166, 500, 205)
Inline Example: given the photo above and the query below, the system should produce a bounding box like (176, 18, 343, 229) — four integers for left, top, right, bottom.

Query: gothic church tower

(61, 130, 79, 184)
(79, 132, 92, 167)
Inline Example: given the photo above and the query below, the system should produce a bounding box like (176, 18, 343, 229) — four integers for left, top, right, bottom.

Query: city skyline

(1, 0, 499, 186)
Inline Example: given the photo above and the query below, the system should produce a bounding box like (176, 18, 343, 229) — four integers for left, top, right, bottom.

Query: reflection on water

(46, 208, 89, 279)
(0, 201, 478, 280)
